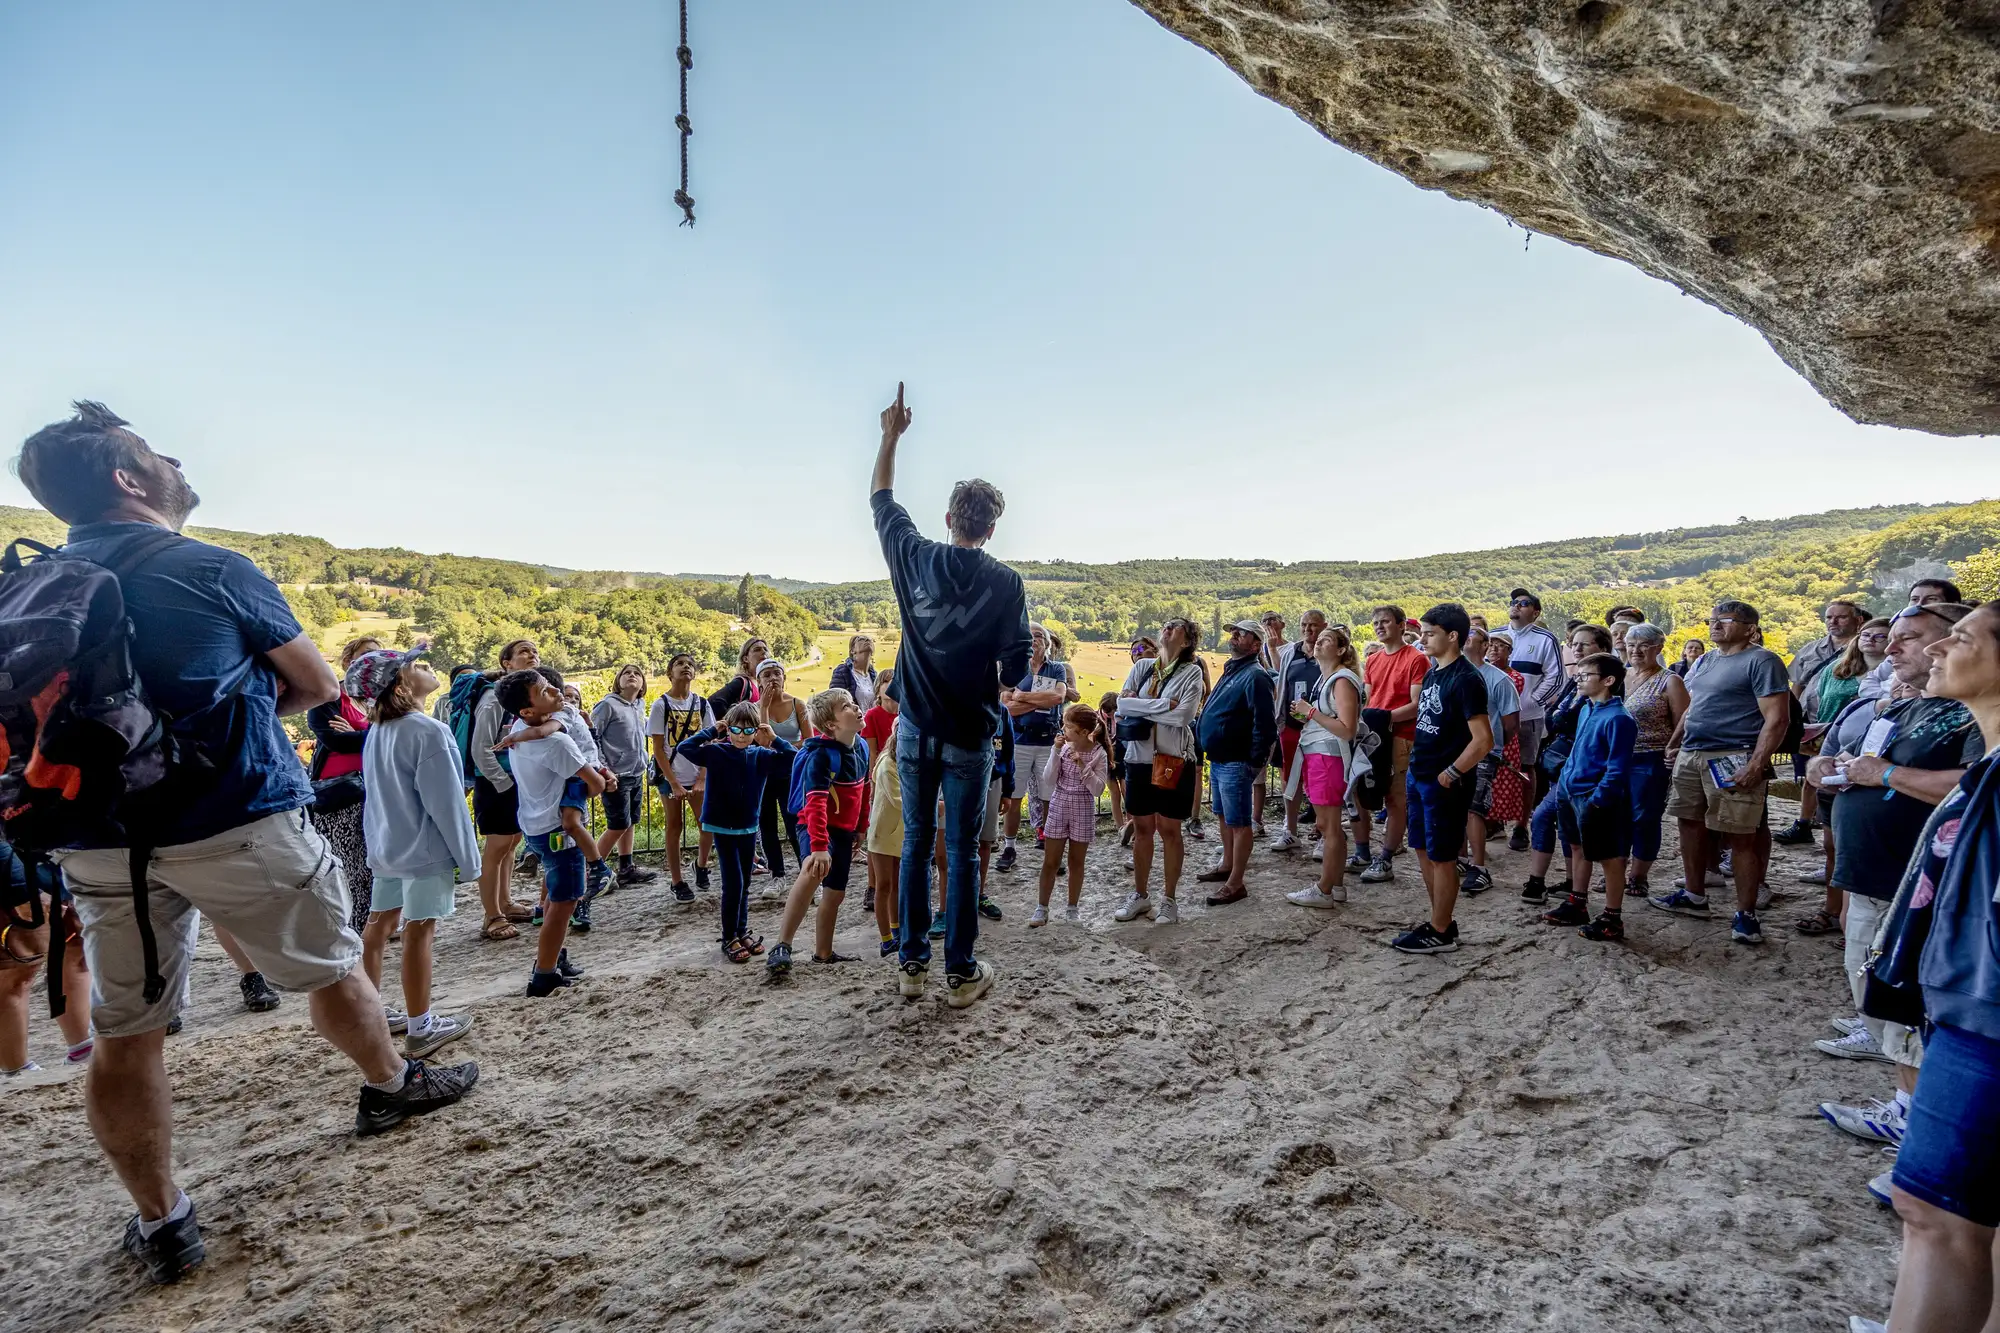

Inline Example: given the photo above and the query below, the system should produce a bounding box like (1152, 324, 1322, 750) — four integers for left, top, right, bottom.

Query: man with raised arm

(870, 385, 1032, 1010)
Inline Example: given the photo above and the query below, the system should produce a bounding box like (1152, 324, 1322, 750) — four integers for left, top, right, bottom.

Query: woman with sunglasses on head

(1866, 601, 2000, 1332)
(708, 637, 769, 716)
(1112, 618, 1208, 924)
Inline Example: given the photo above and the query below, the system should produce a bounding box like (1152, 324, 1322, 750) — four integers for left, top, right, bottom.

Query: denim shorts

(1893, 1022, 2000, 1225)
(1210, 761, 1255, 827)
(527, 832, 587, 903)
(560, 776, 590, 812)
(1405, 772, 1472, 863)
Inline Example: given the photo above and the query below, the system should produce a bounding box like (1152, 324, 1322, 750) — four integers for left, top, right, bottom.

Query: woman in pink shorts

(1285, 627, 1366, 909)
(1032, 705, 1111, 927)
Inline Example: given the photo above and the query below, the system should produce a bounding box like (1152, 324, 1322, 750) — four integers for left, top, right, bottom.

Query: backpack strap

(0, 537, 58, 574)
(82, 527, 185, 584)
(131, 843, 164, 1005)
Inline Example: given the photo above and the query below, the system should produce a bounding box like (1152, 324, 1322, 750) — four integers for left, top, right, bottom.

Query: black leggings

(715, 832, 755, 943)
(760, 767, 800, 876)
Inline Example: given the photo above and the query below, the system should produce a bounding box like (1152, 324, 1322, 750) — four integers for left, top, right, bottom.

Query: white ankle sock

(407, 1011, 433, 1036)
(138, 1190, 191, 1238)
(1894, 1089, 1912, 1114)
(365, 1063, 409, 1095)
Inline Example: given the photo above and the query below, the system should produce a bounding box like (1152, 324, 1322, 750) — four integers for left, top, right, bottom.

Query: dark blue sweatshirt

(872, 490, 1032, 751)
(1919, 751, 2000, 1042)
(1556, 698, 1636, 807)
(1199, 653, 1277, 767)
(675, 728, 796, 834)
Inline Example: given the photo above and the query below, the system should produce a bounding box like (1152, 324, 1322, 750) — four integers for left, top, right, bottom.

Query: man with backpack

(462, 639, 542, 936)
(8, 403, 476, 1284)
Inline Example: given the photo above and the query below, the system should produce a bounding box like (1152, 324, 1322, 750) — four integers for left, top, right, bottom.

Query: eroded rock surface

(1131, 0, 2000, 435)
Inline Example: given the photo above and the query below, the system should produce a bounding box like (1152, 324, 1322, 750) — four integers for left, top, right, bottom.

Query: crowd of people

(2, 396, 1996, 1332)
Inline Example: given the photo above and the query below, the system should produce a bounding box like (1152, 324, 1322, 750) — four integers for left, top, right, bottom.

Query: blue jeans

(1209, 760, 1255, 827)
(1628, 751, 1672, 863)
(896, 719, 995, 976)
(1530, 786, 1565, 858)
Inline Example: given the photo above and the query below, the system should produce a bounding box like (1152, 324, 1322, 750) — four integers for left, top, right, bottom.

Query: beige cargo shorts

(56, 808, 361, 1038)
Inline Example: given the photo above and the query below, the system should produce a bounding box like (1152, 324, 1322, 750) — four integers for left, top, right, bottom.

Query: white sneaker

(384, 1008, 409, 1036)
(1831, 1015, 1865, 1036)
(1818, 1097, 1907, 1145)
(1252, 823, 1267, 839)
(1867, 1171, 1895, 1207)
(1849, 1318, 1887, 1333)
(1123, 852, 1135, 873)
(945, 959, 996, 1009)
(1113, 892, 1155, 922)
(1063, 904, 1081, 922)
(1756, 882, 1774, 910)
(759, 883, 786, 901)
(403, 1012, 473, 1059)
(1286, 886, 1341, 909)
(1269, 831, 1298, 852)
(898, 962, 929, 998)
(1798, 866, 1828, 885)
(1815, 1027, 1894, 1064)
(1, 1061, 42, 1076)
(1310, 842, 1324, 862)
(1028, 904, 1049, 928)
(1672, 871, 1728, 889)
(1155, 896, 1181, 925)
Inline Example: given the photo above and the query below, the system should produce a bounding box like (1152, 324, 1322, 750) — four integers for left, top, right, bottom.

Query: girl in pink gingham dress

(1033, 705, 1111, 926)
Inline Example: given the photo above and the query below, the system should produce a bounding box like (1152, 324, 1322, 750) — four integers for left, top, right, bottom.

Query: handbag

(1858, 793, 1957, 1028)
(1150, 752, 1187, 789)
(1116, 714, 1153, 745)
(309, 773, 365, 816)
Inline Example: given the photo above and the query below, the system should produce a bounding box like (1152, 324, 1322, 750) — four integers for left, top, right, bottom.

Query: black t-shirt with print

(1411, 656, 1483, 782)
(1833, 696, 1984, 899)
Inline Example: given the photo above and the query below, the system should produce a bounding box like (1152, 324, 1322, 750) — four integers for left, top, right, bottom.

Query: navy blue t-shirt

(1011, 660, 1074, 746)
(64, 522, 313, 845)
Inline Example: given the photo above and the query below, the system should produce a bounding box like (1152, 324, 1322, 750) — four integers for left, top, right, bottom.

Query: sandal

(480, 916, 520, 941)
(742, 933, 766, 955)
(724, 939, 753, 964)
(1795, 908, 1842, 937)
(502, 908, 536, 924)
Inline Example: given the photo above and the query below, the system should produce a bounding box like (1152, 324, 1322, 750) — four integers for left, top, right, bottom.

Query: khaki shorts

(1847, 892, 1924, 1068)
(981, 777, 1005, 844)
(57, 809, 361, 1038)
(1390, 736, 1412, 779)
(1665, 749, 1768, 836)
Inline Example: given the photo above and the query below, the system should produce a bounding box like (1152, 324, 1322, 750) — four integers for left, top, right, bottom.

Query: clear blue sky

(3, 1, 1993, 581)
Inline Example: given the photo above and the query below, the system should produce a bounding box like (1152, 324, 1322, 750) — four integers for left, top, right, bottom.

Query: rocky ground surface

(4, 805, 1902, 1331)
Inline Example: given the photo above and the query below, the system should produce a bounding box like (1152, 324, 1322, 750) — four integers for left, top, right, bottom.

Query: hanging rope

(673, 0, 695, 226)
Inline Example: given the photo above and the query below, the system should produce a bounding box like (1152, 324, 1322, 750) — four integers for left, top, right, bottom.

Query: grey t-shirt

(590, 693, 650, 777)
(1680, 646, 1790, 752)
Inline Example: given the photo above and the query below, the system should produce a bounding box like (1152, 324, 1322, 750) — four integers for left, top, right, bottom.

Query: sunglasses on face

(727, 726, 757, 736)
(1510, 598, 1535, 607)
(1707, 617, 1737, 628)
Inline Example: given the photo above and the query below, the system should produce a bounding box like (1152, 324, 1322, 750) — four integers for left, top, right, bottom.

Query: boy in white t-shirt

(494, 670, 606, 998)
(647, 652, 716, 901)
(493, 667, 618, 909)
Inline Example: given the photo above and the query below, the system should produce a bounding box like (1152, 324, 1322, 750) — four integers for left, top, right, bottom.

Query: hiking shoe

(239, 971, 281, 1013)
(1520, 877, 1549, 905)
(617, 864, 659, 887)
(1508, 826, 1531, 853)
(403, 1013, 474, 1060)
(1029, 904, 1049, 928)
(1773, 818, 1816, 846)
(1541, 895, 1590, 927)
(898, 962, 929, 998)
(355, 1057, 478, 1136)
(123, 1204, 205, 1284)
(585, 861, 612, 900)
(384, 1008, 409, 1036)
(945, 960, 996, 1009)
(1867, 1171, 1895, 1208)
(556, 947, 584, 979)
(525, 969, 574, 998)
(1286, 886, 1344, 909)
(1579, 911, 1625, 942)
(1649, 888, 1712, 918)
(811, 951, 858, 964)
(1113, 892, 1155, 922)
(695, 865, 711, 891)
(1155, 896, 1181, 925)
(1461, 864, 1492, 896)
(1819, 1097, 1907, 1145)
(1360, 858, 1394, 884)
(672, 880, 696, 903)
(1392, 922, 1459, 954)
(570, 900, 593, 933)
(1731, 911, 1765, 945)
(978, 894, 1003, 921)
(767, 941, 794, 976)
(996, 844, 1017, 873)
(1346, 849, 1369, 873)
(1816, 1027, 1893, 1064)
(530, 905, 544, 926)
(1269, 831, 1298, 852)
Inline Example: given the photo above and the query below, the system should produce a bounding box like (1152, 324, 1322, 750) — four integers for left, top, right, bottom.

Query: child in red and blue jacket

(767, 688, 871, 974)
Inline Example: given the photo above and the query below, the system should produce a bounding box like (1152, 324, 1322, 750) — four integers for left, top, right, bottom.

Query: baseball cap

(1225, 618, 1264, 636)
(343, 643, 430, 704)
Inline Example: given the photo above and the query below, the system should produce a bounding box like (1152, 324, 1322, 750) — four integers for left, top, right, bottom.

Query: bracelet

(1881, 764, 1898, 800)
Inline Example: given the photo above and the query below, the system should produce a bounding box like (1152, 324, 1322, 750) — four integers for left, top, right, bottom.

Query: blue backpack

(786, 736, 869, 818)
(448, 671, 510, 781)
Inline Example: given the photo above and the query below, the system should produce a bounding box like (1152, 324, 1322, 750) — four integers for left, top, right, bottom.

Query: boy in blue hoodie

(1543, 653, 1637, 940)
(767, 689, 871, 974)
(677, 703, 797, 963)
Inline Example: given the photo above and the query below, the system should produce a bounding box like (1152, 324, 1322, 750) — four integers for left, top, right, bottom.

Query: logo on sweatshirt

(908, 583, 994, 636)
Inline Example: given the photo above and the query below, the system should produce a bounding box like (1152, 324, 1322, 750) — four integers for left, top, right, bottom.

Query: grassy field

(314, 613, 413, 658)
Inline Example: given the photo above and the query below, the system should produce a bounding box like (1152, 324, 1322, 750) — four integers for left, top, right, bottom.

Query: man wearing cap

(1505, 588, 1564, 851)
(1196, 620, 1278, 904)
(13, 401, 475, 1287)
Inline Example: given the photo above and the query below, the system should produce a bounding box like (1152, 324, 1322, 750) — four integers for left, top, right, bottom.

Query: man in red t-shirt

(1358, 604, 1430, 882)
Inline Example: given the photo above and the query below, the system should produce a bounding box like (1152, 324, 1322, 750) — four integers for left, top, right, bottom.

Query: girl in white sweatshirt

(347, 648, 484, 1060)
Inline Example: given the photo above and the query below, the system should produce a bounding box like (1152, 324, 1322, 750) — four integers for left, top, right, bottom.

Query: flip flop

(480, 917, 520, 941)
